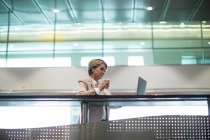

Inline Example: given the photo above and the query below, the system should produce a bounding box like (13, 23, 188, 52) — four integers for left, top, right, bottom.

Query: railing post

(81, 102, 89, 124)
(208, 99, 210, 116)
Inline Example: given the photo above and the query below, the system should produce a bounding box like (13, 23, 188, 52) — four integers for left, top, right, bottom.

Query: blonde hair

(88, 58, 107, 75)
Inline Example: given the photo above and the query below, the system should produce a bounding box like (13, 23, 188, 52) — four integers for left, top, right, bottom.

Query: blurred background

(1, 0, 210, 67)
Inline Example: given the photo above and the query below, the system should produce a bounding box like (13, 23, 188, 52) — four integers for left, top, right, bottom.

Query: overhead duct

(0, 23, 210, 42)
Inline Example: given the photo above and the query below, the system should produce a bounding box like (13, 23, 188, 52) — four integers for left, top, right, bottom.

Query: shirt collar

(90, 77, 98, 86)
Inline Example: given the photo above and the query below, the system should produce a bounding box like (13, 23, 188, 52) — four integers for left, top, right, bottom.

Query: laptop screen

(137, 77, 147, 95)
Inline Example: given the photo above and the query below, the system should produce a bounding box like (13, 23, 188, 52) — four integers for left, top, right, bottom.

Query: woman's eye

(100, 68, 105, 71)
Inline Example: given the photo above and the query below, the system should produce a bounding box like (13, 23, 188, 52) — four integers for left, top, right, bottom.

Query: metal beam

(0, 0, 24, 25)
(32, 0, 50, 24)
(99, 0, 105, 23)
(132, 0, 136, 22)
(160, 0, 171, 21)
(66, 0, 78, 23)
(188, 0, 204, 21)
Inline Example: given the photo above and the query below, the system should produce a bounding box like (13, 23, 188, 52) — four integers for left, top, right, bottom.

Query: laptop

(137, 77, 147, 95)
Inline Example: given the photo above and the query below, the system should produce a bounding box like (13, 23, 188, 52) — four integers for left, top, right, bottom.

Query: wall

(0, 65, 210, 94)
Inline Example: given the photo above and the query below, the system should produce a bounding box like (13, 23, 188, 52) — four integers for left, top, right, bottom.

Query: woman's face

(91, 64, 107, 80)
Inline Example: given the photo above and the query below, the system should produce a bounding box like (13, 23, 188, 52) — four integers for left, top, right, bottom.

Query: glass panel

(55, 24, 103, 66)
(0, 99, 81, 129)
(0, 106, 80, 129)
(153, 48, 203, 65)
(202, 21, 210, 48)
(0, 96, 208, 128)
(153, 22, 202, 48)
(1, 21, 210, 67)
(202, 48, 210, 64)
(181, 56, 197, 64)
(0, 57, 6, 67)
(0, 44, 6, 67)
(128, 56, 144, 66)
(6, 25, 54, 67)
(110, 105, 208, 120)
(104, 23, 152, 65)
(0, 11, 8, 67)
(81, 56, 115, 66)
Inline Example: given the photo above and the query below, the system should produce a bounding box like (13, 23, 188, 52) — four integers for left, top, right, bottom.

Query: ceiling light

(53, 9, 59, 13)
(14, 27, 21, 31)
(73, 43, 78, 46)
(140, 42, 145, 45)
(147, 7, 153, 11)
(202, 21, 206, 24)
(160, 21, 167, 24)
(138, 24, 143, 28)
(180, 23, 185, 27)
(208, 42, 210, 45)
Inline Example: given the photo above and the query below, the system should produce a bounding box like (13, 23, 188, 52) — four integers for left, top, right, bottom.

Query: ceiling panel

(151, 0, 165, 21)
(2, 0, 48, 24)
(0, 1, 8, 12)
(104, 0, 133, 22)
(70, 0, 102, 23)
(0, 0, 210, 26)
(104, 9, 133, 23)
(165, 0, 199, 21)
(135, 0, 152, 22)
(134, 10, 151, 22)
(135, 0, 165, 22)
(0, 13, 22, 25)
(35, 0, 75, 24)
(136, 0, 152, 9)
(2, 0, 38, 11)
(0, 1, 22, 25)
(0, 13, 22, 26)
(0, 1, 8, 25)
(193, 0, 210, 21)
(104, 0, 133, 9)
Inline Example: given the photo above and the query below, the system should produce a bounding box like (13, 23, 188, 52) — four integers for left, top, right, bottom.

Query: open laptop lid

(137, 77, 147, 95)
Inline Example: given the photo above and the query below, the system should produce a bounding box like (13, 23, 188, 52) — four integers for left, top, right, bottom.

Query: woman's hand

(104, 79, 110, 89)
(99, 79, 110, 91)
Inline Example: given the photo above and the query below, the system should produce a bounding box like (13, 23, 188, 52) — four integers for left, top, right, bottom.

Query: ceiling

(0, 0, 210, 26)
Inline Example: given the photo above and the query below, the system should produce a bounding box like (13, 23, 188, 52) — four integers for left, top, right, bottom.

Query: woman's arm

(77, 82, 96, 95)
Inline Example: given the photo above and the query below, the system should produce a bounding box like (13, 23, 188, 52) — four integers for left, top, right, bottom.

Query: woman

(77, 58, 111, 123)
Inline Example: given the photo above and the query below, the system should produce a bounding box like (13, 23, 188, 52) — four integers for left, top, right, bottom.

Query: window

(0, 106, 80, 129)
(181, 56, 197, 64)
(110, 105, 208, 120)
(5, 57, 71, 67)
(81, 56, 115, 66)
(128, 56, 144, 66)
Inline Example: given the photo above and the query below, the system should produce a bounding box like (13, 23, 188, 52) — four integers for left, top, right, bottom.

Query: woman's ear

(90, 68, 94, 74)
(91, 68, 95, 73)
